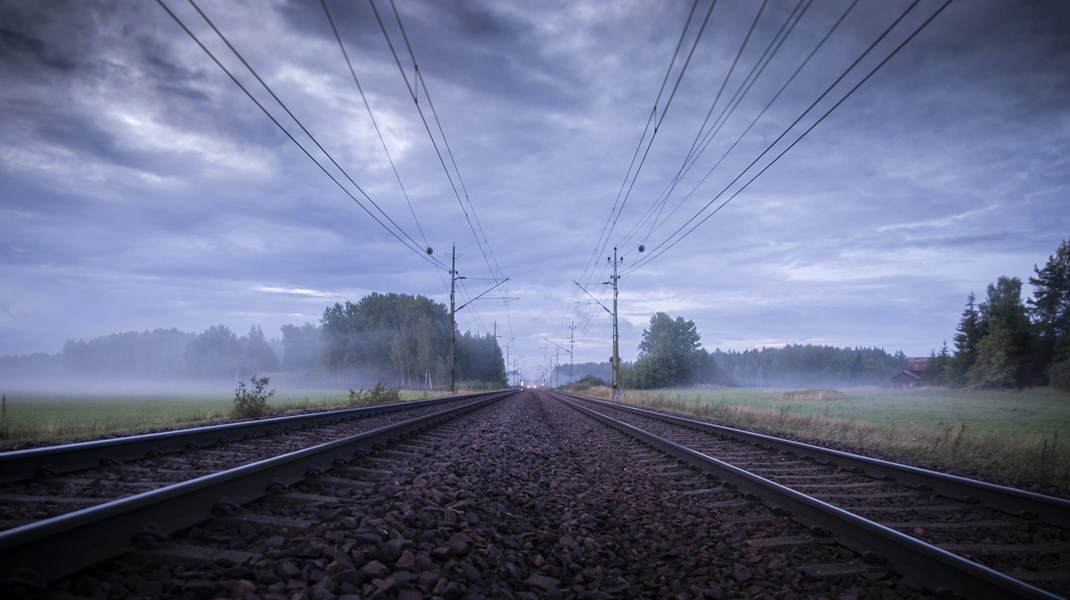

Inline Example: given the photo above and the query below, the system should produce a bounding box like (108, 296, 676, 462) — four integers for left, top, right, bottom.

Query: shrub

(569, 375, 608, 393)
(233, 374, 275, 419)
(348, 382, 401, 407)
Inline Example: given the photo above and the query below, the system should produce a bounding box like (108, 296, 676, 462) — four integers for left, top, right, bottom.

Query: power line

(579, 0, 710, 288)
(618, 0, 803, 252)
(369, 0, 504, 280)
(370, 0, 515, 345)
(625, 0, 952, 274)
(623, 0, 838, 253)
(156, 0, 443, 270)
(320, 0, 431, 253)
(562, 0, 710, 355)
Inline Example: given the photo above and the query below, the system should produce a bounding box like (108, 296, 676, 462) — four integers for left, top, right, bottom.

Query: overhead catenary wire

(370, 0, 515, 343)
(624, 0, 953, 275)
(155, 0, 444, 271)
(617, 0, 803, 252)
(320, 0, 452, 300)
(560, 0, 711, 353)
(369, 0, 501, 279)
(624, 0, 845, 253)
(320, 0, 431, 253)
(578, 0, 709, 288)
(566, 0, 950, 365)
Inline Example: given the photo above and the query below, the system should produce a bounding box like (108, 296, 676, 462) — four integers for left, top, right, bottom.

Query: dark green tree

(320, 293, 451, 387)
(633, 312, 702, 389)
(925, 341, 951, 387)
(967, 322, 1017, 388)
(455, 331, 507, 387)
(978, 276, 1032, 386)
(947, 292, 983, 387)
(320, 301, 362, 382)
(709, 345, 902, 387)
(1028, 239, 1070, 375)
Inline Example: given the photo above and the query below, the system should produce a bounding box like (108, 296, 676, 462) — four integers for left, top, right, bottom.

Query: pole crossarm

(543, 337, 572, 356)
(449, 243, 513, 393)
(456, 278, 512, 312)
(572, 280, 612, 315)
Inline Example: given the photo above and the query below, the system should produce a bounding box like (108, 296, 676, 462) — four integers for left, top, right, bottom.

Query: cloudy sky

(1, 0, 1067, 381)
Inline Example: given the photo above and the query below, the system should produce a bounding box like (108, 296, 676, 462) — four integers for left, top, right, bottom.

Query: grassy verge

(0, 389, 442, 447)
(581, 385, 1070, 491)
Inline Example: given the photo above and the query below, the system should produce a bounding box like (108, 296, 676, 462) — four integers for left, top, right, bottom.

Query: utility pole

(572, 246, 624, 400)
(448, 244, 461, 394)
(608, 247, 622, 400)
(568, 321, 575, 385)
(447, 245, 515, 394)
(504, 341, 511, 387)
(553, 346, 560, 387)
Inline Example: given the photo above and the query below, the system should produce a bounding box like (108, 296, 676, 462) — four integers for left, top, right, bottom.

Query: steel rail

(0, 390, 496, 485)
(552, 392, 1062, 600)
(0, 389, 516, 587)
(557, 391, 1070, 528)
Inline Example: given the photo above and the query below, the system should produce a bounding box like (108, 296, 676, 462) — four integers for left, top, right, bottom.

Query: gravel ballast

(44, 391, 935, 599)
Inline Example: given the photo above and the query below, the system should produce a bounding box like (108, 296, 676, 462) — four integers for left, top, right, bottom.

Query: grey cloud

(0, 0, 1067, 371)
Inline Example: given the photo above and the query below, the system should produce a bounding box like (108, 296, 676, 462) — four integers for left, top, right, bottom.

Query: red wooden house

(891, 357, 930, 389)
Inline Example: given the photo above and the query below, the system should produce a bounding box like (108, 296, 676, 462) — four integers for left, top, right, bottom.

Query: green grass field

(0, 389, 441, 447)
(604, 386, 1070, 491)
(4, 385, 1067, 491)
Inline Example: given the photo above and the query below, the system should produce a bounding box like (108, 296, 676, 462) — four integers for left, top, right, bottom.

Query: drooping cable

(320, 0, 431, 253)
(155, 0, 444, 270)
(616, 0, 785, 254)
(563, 0, 710, 352)
(625, 0, 953, 274)
(379, 0, 516, 347)
(633, 0, 844, 250)
(579, 0, 710, 287)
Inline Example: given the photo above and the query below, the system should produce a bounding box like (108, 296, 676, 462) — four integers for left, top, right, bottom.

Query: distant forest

(0, 293, 505, 390)
(554, 345, 906, 389)
(552, 240, 1070, 391)
(6, 239, 1065, 392)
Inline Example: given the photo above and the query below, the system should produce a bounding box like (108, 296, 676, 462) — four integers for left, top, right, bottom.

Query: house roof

(905, 357, 930, 374)
(892, 370, 922, 381)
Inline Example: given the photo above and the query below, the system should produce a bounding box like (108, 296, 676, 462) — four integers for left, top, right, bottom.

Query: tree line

(554, 312, 906, 389)
(556, 240, 1069, 391)
(0, 292, 506, 389)
(320, 293, 505, 388)
(925, 239, 1069, 389)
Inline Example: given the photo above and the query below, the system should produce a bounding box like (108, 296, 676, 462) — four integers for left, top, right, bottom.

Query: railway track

(12, 391, 943, 599)
(0, 391, 496, 530)
(0, 390, 514, 589)
(549, 389, 1070, 599)
(3, 390, 1066, 598)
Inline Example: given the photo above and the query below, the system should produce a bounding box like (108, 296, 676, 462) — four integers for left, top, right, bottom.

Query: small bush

(233, 374, 275, 419)
(567, 375, 608, 393)
(348, 382, 401, 407)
